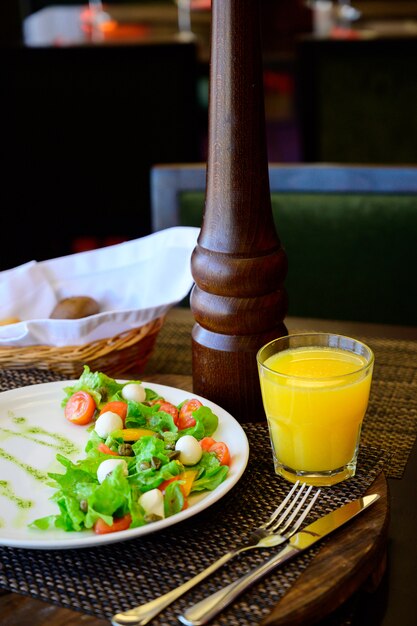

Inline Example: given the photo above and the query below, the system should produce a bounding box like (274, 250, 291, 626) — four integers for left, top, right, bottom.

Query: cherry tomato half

(199, 436, 216, 452)
(99, 401, 128, 424)
(97, 443, 119, 456)
(209, 441, 231, 466)
(93, 513, 132, 535)
(199, 437, 231, 465)
(178, 399, 203, 430)
(157, 401, 179, 426)
(64, 391, 96, 425)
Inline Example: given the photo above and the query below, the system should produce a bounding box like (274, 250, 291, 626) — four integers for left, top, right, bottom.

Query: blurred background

(1, 0, 416, 269)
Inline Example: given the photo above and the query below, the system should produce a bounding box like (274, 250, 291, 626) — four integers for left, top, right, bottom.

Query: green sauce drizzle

(0, 415, 81, 517)
(0, 447, 49, 482)
(0, 480, 33, 509)
(0, 417, 79, 455)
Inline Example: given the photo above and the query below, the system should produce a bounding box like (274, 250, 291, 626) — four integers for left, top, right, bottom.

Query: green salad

(31, 366, 231, 535)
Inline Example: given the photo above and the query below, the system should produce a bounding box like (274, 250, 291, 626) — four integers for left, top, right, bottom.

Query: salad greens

(30, 366, 229, 533)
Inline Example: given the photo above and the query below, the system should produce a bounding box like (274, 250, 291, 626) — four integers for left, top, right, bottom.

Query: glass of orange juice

(256, 333, 374, 487)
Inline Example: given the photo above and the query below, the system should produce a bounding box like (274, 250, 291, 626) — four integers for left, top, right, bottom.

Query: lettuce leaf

(62, 365, 129, 408)
(164, 481, 184, 517)
(62, 364, 147, 410)
(190, 465, 229, 492)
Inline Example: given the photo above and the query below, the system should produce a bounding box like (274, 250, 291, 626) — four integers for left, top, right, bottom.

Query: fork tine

(269, 482, 311, 532)
(259, 480, 301, 530)
(262, 481, 310, 531)
(262, 482, 321, 538)
(274, 486, 321, 535)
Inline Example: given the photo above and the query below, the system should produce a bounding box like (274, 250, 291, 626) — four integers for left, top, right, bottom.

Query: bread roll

(49, 296, 100, 319)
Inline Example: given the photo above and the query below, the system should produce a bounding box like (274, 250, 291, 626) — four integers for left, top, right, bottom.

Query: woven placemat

(0, 330, 411, 625)
(145, 315, 417, 479)
(0, 414, 386, 626)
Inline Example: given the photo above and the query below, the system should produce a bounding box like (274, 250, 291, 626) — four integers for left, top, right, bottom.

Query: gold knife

(179, 493, 380, 626)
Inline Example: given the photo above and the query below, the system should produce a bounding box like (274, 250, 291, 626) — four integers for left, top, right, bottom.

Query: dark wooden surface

(0, 591, 109, 626)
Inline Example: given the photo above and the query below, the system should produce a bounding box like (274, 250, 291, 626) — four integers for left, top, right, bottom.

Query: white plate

(0, 380, 249, 550)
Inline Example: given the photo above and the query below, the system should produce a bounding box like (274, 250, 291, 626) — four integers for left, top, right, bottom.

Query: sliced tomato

(200, 436, 231, 466)
(158, 475, 181, 495)
(99, 401, 128, 423)
(64, 391, 96, 425)
(158, 476, 188, 511)
(97, 443, 119, 456)
(209, 441, 231, 466)
(157, 401, 179, 426)
(199, 436, 216, 452)
(93, 513, 132, 535)
(178, 399, 203, 430)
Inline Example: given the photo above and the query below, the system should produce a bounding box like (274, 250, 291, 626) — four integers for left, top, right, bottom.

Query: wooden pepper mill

(190, 0, 288, 423)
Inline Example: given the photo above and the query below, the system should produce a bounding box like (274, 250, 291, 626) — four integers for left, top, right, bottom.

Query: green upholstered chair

(150, 163, 417, 325)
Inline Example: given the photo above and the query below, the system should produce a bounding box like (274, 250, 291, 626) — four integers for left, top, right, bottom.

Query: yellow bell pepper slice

(113, 428, 156, 442)
(181, 469, 199, 496)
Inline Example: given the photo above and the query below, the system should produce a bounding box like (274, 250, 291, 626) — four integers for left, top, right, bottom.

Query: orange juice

(258, 340, 374, 486)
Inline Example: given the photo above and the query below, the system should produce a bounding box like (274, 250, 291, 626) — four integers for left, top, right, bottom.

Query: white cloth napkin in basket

(0, 227, 199, 347)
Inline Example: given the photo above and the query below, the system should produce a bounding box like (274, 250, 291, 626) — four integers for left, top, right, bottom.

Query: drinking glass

(257, 333, 374, 487)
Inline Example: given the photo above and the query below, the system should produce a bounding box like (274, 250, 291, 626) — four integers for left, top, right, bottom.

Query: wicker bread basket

(0, 316, 165, 378)
(0, 228, 199, 379)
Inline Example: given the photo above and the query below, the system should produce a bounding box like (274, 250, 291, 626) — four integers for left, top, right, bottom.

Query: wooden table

(1, 309, 417, 625)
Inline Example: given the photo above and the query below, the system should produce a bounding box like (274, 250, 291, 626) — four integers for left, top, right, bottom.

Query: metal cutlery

(111, 481, 321, 626)
(179, 493, 380, 626)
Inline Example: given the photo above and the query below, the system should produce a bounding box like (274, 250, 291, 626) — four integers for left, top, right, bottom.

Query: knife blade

(179, 493, 380, 626)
